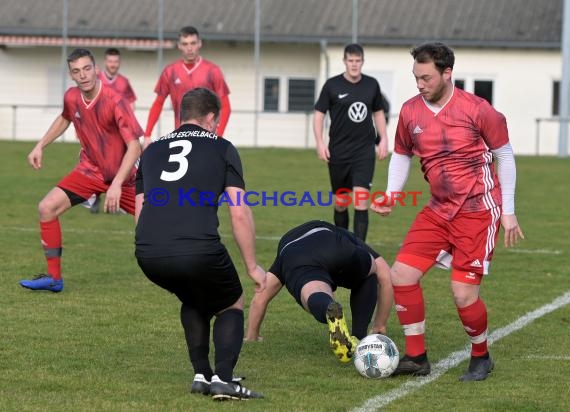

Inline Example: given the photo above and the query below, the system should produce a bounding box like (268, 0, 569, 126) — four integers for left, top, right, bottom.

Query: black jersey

(314, 74, 384, 162)
(135, 124, 245, 258)
(268, 220, 380, 289)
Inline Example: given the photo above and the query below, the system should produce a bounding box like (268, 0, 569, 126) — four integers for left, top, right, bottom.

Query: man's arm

(28, 115, 71, 170)
(245, 272, 283, 341)
(373, 110, 388, 160)
(216, 95, 231, 136)
(105, 139, 141, 213)
(143, 94, 166, 149)
(313, 110, 329, 162)
(491, 142, 525, 247)
(370, 152, 412, 215)
(369, 256, 393, 335)
(226, 186, 266, 292)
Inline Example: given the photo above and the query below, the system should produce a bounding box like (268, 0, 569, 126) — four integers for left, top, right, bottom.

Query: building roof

(0, 0, 563, 49)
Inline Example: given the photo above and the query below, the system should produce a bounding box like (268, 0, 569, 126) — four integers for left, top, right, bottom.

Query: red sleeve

(477, 101, 509, 150)
(125, 80, 137, 103)
(216, 95, 231, 136)
(394, 109, 414, 156)
(115, 99, 144, 143)
(144, 94, 166, 137)
(61, 89, 74, 122)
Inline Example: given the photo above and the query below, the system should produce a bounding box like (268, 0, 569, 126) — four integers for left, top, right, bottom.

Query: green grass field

(1, 140, 569, 412)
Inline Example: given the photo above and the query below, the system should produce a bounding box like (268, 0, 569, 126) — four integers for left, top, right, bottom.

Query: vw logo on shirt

(348, 102, 367, 123)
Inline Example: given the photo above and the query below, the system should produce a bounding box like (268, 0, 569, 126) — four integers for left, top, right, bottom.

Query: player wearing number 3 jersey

(135, 88, 265, 400)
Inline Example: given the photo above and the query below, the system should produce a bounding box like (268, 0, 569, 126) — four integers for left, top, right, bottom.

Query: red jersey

(61, 84, 143, 183)
(97, 71, 137, 103)
(154, 57, 230, 128)
(394, 87, 509, 220)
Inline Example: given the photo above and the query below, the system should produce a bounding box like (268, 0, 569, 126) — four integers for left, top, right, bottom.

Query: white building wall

(0, 42, 565, 155)
(325, 45, 563, 156)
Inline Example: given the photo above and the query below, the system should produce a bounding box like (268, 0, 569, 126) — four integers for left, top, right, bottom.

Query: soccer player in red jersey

(371, 42, 524, 381)
(98, 48, 137, 110)
(86, 47, 138, 214)
(143, 26, 230, 148)
(19, 48, 143, 293)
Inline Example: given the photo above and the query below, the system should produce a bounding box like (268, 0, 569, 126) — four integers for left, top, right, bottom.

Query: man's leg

(334, 206, 349, 229)
(210, 295, 263, 400)
(181, 303, 214, 380)
(391, 261, 431, 376)
(329, 162, 350, 229)
(452, 278, 494, 381)
(353, 186, 370, 241)
(300, 281, 358, 363)
(20, 187, 71, 292)
(349, 274, 377, 339)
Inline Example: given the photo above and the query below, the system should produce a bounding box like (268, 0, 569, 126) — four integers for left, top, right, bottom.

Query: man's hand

(376, 139, 388, 160)
(104, 183, 123, 214)
(27, 146, 44, 170)
(249, 264, 267, 293)
(501, 214, 524, 247)
(316, 144, 330, 163)
(370, 193, 393, 216)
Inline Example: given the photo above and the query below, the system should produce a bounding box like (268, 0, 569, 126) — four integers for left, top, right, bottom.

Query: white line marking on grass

(351, 291, 570, 412)
(507, 248, 562, 255)
(525, 355, 570, 361)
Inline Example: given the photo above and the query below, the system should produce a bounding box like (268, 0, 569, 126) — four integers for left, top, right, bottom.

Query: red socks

(395, 283, 489, 358)
(457, 298, 488, 357)
(40, 219, 62, 280)
(393, 284, 426, 357)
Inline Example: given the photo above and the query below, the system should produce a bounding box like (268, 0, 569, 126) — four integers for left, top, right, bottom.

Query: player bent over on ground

(245, 220, 393, 363)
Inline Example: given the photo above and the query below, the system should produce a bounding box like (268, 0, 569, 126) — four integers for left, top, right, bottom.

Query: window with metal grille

(553, 80, 560, 116)
(474, 80, 493, 105)
(263, 78, 279, 112)
(287, 79, 315, 112)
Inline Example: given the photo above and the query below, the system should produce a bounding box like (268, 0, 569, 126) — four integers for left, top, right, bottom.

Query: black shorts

(137, 250, 243, 316)
(328, 157, 375, 193)
(279, 228, 374, 307)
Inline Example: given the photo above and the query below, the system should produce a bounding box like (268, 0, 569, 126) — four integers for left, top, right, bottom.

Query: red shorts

(396, 206, 501, 284)
(57, 168, 136, 215)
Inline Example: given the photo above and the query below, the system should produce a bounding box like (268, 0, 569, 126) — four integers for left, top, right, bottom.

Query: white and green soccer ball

(353, 334, 399, 379)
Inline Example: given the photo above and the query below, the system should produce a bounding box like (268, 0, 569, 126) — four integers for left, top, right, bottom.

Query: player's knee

(452, 288, 478, 308)
(38, 198, 56, 219)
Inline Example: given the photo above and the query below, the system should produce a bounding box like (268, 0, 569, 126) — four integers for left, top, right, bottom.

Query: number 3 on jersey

(160, 140, 192, 182)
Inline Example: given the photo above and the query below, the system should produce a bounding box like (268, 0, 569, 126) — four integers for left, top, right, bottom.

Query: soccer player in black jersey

(313, 43, 389, 241)
(245, 220, 393, 363)
(135, 88, 265, 401)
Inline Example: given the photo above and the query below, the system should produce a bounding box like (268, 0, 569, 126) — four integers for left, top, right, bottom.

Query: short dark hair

(411, 42, 455, 73)
(104, 47, 121, 56)
(344, 43, 364, 59)
(67, 48, 95, 66)
(180, 88, 220, 123)
(179, 26, 200, 39)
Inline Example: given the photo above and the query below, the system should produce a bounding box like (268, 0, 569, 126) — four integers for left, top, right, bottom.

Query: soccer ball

(353, 334, 399, 379)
